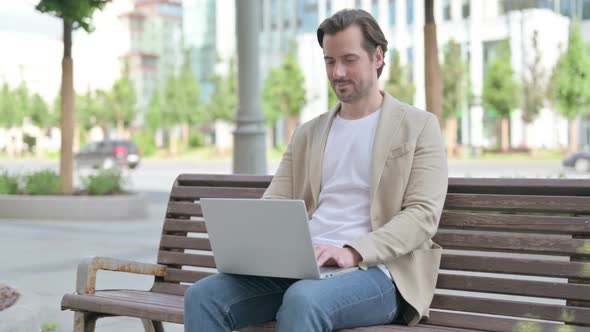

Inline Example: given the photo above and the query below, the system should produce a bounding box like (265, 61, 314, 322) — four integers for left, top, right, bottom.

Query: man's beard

(332, 79, 372, 103)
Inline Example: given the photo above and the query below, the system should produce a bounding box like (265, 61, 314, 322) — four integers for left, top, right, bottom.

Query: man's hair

(317, 9, 388, 78)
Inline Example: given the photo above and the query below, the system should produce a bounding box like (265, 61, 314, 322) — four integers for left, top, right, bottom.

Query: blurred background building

(1, 0, 590, 154)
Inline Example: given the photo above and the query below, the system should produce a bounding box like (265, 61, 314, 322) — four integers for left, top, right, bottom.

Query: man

(184, 9, 447, 331)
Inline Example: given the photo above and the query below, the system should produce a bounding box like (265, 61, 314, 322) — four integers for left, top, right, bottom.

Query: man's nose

(332, 63, 346, 79)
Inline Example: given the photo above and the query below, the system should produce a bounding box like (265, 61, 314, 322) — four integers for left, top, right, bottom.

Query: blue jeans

(184, 267, 402, 331)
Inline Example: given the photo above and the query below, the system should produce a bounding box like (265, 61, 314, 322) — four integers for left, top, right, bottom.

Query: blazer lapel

(370, 93, 407, 199)
(309, 104, 340, 208)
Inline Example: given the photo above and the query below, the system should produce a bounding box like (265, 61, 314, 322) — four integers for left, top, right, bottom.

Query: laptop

(200, 198, 358, 280)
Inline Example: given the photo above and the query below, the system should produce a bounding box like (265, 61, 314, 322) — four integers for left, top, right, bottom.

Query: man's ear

(374, 45, 384, 67)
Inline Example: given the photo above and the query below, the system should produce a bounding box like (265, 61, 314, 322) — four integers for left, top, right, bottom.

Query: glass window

(355, 0, 362, 8)
(389, 0, 396, 26)
(326, 0, 332, 16)
(583, 0, 590, 19)
(462, 0, 470, 18)
(406, 0, 414, 25)
(406, 47, 414, 81)
(443, 0, 451, 21)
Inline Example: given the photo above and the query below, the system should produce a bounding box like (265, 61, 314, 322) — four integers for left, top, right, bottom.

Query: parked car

(563, 150, 590, 172)
(75, 140, 140, 170)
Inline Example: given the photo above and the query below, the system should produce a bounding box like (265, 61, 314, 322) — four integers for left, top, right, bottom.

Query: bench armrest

(76, 256, 167, 294)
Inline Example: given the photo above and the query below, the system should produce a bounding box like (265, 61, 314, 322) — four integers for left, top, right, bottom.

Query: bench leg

(74, 312, 98, 332)
(142, 319, 165, 332)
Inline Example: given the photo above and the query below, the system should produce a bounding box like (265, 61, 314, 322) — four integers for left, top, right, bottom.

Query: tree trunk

(285, 116, 299, 146)
(501, 117, 510, 152)
(60, 20, 74, 194)
(569, 118, 579, 153)
(169, 128, 178, 156)
(445, 117, 458, 158)
(181, 123, 190, 147)
(424, 0, 443, 127)
(117, 120, 125, 139)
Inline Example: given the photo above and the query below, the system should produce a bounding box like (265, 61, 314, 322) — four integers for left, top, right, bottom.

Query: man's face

(322, 25, 383, 104)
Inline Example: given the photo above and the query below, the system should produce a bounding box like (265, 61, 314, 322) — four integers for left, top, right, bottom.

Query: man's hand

(314, 244, 363, 268)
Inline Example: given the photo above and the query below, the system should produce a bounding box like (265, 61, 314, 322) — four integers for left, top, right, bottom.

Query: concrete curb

(0, 193, 148, 221)
(0, 291, 45, 332)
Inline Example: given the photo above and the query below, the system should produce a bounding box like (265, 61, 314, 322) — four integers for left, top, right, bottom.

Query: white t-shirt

(309, 109, 391, 278)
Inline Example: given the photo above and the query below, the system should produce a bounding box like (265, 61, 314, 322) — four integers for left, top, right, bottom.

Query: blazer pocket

(386, 142, 412, 161)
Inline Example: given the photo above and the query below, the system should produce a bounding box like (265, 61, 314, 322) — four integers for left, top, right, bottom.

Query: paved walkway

(0, 198, 184, 332)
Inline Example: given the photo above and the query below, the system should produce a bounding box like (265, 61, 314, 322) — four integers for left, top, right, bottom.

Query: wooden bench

(62, 174, 590, 332)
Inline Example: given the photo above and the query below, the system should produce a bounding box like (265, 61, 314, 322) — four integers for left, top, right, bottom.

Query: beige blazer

(262, 92, 448, 326)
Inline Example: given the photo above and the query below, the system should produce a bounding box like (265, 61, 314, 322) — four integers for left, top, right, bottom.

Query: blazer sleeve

(347, 113, 448, 268)
(262, 130, 296, 200)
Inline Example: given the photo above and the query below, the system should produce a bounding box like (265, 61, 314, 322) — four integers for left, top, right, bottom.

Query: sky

(0, 0, 62, 38)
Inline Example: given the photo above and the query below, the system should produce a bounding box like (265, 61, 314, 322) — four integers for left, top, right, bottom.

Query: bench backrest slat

(441, 212, 590, 235)
(440, 254, 590, 280)
(445, 193, 590, 214)
(432, 294, 590, 325)
(154, 175, 590, 328)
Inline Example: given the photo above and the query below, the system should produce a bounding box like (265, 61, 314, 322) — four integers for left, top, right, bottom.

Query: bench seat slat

(160, 235, 212, 251)
(61, 290, 184, 324)
(441, 254, 590, 280)
(171, 186, 266, 200)
(152, 282, 189, 296)
(434, 233, 590, 256)
(437, 273, 590, 301)
(440, 212, 590, 235)
(157, 251, 216, 268)
(425, 311, 590, 332)
(163, 218, 207, 233)
(444, 193, 590, 214)
(164, 268, 213, 283)
(432, 294, 590, 325)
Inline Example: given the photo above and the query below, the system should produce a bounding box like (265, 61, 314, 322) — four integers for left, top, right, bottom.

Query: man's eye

(345, 58, 357, 63)
(325, 60, 335, 65)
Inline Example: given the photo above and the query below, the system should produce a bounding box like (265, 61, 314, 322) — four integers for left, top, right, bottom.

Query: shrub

(132, 131, 157, 157)
(0, 170, 20, 195)
(81, 170, 125, 195)
(23, 170, 60, 195)
(189, 131, 205, 148)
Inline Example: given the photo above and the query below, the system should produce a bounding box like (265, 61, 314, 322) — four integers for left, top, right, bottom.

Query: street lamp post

(233, 0, 267, 175)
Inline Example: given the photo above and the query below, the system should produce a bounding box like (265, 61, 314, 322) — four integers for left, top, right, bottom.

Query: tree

(36, 0, 110, 194)
(175, 52, 203, 147)
(441, 40, 467, 157)
(209, 57, 238, 122)
(0, 83, 20, 129)
(482, 40, 520, 152)
(108, 68, 137, 138)
(424, 0, 443, 126)
(550, 20, 590, 152)
(385, 52, 415, 104)
(262, 51, 306, 145)
(522, 31, 546, 124)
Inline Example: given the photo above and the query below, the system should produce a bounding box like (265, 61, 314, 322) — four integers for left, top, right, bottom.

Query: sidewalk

(0, 197, 183, 332)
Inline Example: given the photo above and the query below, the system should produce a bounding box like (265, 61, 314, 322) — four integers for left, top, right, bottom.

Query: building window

(584, 0, 590, 19)
(355, 0, 362, 8)
(462, 0, 470, 18)
(372, 0, 379, 18)
(406, 47, 414, 81)
(389, 0, 396, 26)
(407, 0, 414, 25)
(326, 0, 332, 16)
(442, 0, 451, 21)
